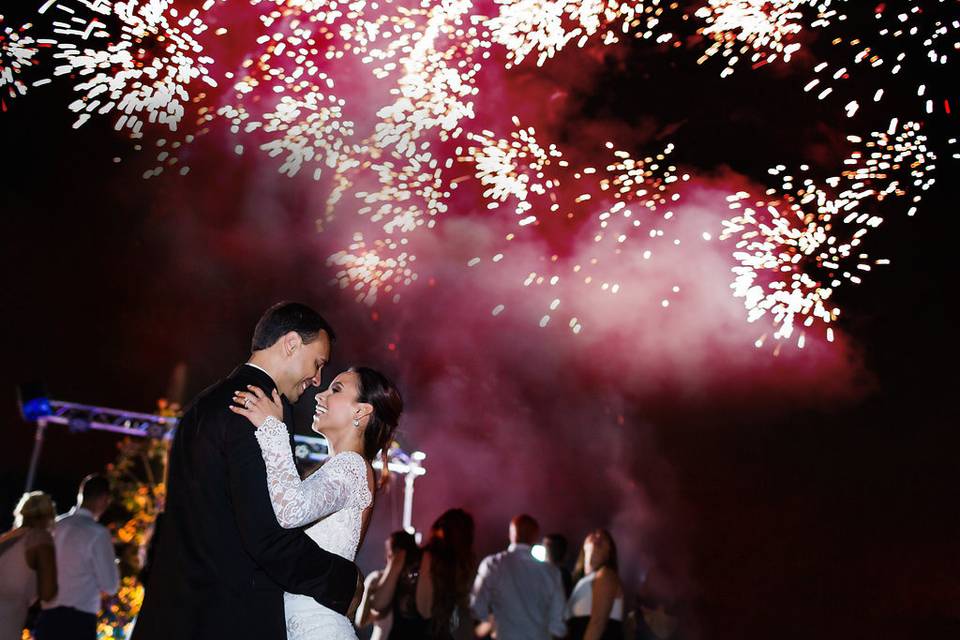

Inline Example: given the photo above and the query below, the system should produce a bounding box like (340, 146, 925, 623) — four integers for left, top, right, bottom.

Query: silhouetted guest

(0, 492, 58, 640)
(631, 565, 681, 640)
(358, 530, 420, 640)
(471, 515, 567, 640)
(373, 508, 477, 640)
(35, 474, 119, 640)
(543, 533, 573, 598)
(565, 529, 624, 640)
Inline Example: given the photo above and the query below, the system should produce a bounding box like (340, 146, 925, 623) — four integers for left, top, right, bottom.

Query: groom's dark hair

(251, 302, 337, 352)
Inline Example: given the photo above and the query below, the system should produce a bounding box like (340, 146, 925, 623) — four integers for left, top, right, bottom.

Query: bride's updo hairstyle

(349, 366, 403, 485)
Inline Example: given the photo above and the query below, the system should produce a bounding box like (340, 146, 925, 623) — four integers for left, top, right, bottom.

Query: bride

(231, 366, 402, 639)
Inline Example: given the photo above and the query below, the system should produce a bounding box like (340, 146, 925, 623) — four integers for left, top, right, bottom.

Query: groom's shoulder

(182, 368, 246, 417)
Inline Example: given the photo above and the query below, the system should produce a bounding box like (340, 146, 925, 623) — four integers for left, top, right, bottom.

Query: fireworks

(0, 16, 43, 110)
(257, 85, 358, 179)
(3, 0, 955, 350)
(47, 0, 219, 134)
(803, 1, 960, 117)
(461, 133, 690, 334)
(463, 116, 563, 219)
(720, 119, 937, 347)
(327, 233, 416, 305)
(695, 0, 838, 76)
(488, 0, 671, 68)
(373, 0, 487, 156)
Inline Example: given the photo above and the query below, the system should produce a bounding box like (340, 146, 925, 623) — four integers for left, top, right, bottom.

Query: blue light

(21, 397, 53, 422)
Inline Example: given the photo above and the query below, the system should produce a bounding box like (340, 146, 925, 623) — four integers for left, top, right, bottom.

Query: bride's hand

(230, 385, 283, 428)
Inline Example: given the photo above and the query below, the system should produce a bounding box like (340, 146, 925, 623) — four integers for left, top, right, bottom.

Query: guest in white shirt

(470, 515, 567, 640)
(35, 474, 120, 640)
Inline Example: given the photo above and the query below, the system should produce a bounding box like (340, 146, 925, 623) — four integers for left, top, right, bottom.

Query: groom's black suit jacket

(132, 364, 359, 640)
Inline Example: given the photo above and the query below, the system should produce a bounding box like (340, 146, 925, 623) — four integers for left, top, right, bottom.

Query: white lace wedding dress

(254, 416, 372, 640)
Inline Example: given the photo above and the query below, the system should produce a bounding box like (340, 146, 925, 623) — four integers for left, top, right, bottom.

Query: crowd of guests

(355, 511, 680, 640)
(1, 479, 682, 640)
(0, 475, 120, 640)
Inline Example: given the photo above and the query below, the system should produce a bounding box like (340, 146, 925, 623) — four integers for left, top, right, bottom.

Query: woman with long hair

(565, 529, 625, 640)
(355, 530, 420, 639)
(371, 508, 477, 640)
(231, 365, 402, 640)
(0, 492, 58, 640)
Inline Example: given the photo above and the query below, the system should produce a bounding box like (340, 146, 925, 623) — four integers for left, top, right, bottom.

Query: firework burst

(48, 0, 219, 136)
(327, 233, 416, 305)
(462, 116, 563, 220)
(256, 84, 359, 179)
(694, 0, 839, 76)
(487, 0, 672, 69)
(0, 16, 45, 110)
(720, 119, 937, 348)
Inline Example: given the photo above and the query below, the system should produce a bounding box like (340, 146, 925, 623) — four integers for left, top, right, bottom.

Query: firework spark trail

(694, 0, 839, 76)
(462, 116, 563, 219)
(487, 0, 672, 69)
(327, 233, 416, 305)
(308, 0, 495, 303)
(0, 16, 45, 110)
(720, 119, 937, 348)
(258, 88, 359, 179)
(461, 133, 690, 333)
(44, 0, 219, 151)
(372, 0, 486, 156)
(837, 120, 937, 211)
(803, 0, 960, 117)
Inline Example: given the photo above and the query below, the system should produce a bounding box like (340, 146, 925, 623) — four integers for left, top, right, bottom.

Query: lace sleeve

(254, 416, 370, 528)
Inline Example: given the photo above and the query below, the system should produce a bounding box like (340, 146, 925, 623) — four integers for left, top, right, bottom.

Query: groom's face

(280, 330, 332, 403)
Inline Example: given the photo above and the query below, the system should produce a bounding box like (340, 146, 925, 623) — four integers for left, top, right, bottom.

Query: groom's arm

(222, 407, 361, 614)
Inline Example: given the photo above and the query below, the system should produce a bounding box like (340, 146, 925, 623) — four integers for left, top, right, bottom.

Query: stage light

(17, 382, 52, 422)
(531, 544, 547, 562)
(412, 451, 427, 461)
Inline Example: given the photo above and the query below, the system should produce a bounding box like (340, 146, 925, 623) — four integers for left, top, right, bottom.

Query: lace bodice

(254, 416, 372, 561)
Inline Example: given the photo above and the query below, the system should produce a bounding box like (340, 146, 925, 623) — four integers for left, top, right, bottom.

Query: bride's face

(312, 371, 362, 436)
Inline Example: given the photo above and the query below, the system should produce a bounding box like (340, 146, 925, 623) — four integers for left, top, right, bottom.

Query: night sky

(2, 1, 959, 638)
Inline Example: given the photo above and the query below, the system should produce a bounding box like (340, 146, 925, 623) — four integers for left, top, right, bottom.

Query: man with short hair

(132, 302, 361, 640)
(35, 474, 120, 640)
(471, 514, 567, 640)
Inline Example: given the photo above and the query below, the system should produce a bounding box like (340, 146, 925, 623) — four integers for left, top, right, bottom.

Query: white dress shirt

(44, 507, 120, 614)
(471, 543, 567, 640)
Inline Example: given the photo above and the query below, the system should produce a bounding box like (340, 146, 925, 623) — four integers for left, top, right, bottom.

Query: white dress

(255, 416, 372, 640)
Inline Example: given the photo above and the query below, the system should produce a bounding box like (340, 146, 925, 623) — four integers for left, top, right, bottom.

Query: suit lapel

(230, 364, 302, 476)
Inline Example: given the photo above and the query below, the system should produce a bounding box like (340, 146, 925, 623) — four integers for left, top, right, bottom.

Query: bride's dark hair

(349, 366, 403, 484)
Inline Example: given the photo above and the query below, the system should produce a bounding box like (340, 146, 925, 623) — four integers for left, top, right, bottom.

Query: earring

(353, 418, 360, 428)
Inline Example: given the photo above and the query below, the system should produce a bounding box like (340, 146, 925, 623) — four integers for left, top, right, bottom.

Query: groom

(133, 302, 361, 639)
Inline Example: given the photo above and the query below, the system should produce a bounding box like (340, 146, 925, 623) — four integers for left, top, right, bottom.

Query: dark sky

(2, 2, 959, 638)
